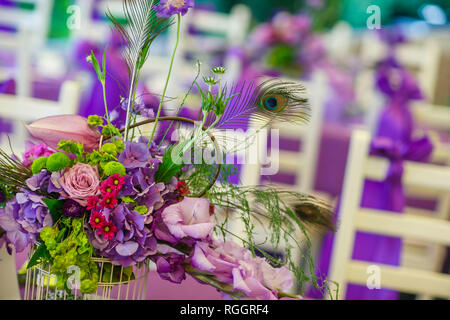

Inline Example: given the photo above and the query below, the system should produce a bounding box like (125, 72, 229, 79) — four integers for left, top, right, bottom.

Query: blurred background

(0, 0, 449, 300)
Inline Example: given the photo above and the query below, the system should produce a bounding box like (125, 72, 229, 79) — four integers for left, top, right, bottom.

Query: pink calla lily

(26, 115, 101, 152)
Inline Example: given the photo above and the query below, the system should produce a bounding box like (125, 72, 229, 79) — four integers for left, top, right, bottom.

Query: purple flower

(15, 192, 53, 235)
(0, 193, 53, 253)
(22, 141, 55, 167)
(0, 200, 31, 253)
(190, 240, 294, 300)
(62, 199, 85, 218)
(0, 190, 5, 203)
(88, 204, 157, 267)
(152, 252, 186, 283)
(161, 197, 214, 241)
(118, 141, 151, 169)
(153, 0, 194, 18)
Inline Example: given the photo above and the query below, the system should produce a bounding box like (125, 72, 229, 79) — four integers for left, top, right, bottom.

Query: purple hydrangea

(26, 170, 63, 194)
(118, 141, 151, 169)
(0, 190, 5, 203)
(0, 192, 52, 253)
(88, 204, 157, 267)
(153, 0, 194, 18)
(0, 199, 31, 253)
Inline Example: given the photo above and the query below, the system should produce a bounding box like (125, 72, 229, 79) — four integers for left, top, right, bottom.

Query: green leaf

(154, 146, 184, 184)
(27, 243, 51, 269)
(42, 198, 64, 223)
(90, 50, 103, 83)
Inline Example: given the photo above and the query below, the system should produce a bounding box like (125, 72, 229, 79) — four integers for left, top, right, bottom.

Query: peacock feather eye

(261, 94, 288, 113)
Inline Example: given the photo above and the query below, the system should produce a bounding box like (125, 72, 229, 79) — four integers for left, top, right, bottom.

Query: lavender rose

(58, 163, 100, 206)
(161, 197, 214, 241)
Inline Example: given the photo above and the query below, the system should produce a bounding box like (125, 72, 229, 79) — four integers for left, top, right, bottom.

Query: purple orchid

(153, 0, 194, 18)
(161, 197, 214, 241)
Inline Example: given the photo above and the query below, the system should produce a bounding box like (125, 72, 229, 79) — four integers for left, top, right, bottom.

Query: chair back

(328, 129, 450, 299)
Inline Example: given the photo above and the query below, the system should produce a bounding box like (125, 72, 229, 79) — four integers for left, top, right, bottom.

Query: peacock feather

(206, 78, 310, 129)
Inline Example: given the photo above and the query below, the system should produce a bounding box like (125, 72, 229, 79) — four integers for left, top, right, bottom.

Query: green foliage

(154, 146, 184, 184)
(31, 157, 48, 174)
(27, 242, 52, 269)
(57, 140, 85, 158)
(101, 143, 117, 155)
(103, 161, 126, 176)
(102, 124, 122, 139)
(266, 44, 300, 75)
(88, 115, 104, 127)
(114, 139, 125, 153)
(134, 205, 147, 215)
(121, 196, 136, 204)
(42, 198, 64, 222)
(89, 48, 107, 84)
(39, 218, 99, 294)
(46, 152, 71, 172)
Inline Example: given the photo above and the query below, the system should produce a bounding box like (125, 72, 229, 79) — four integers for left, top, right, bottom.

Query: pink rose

(58, 163, 100, 206)
(161, 197, 214, 241)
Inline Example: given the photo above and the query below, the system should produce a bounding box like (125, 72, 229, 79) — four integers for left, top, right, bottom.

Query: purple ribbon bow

(370, 136, 434, 212)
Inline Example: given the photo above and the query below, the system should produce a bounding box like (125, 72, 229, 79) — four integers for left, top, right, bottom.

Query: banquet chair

(0, 80, 81, 154)
(0, 0, 54, 97)
(358, 32, 441, 104)
(328, 129, 450, 299)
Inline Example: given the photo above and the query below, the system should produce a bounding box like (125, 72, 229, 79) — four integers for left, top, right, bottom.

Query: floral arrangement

(0, 0, 335, 300)
(248, 12, 323, 77)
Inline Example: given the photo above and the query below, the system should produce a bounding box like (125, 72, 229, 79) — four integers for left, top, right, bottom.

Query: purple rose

(161, 197, 214, 241)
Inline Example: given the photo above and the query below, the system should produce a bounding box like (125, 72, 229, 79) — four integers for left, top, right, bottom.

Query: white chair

(0, 0, 54, 97)
(328, 129, 450, 299)
(0, 246, 21, 299)
(0, 80, 81, 154)
(358, 32, 441, 104)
